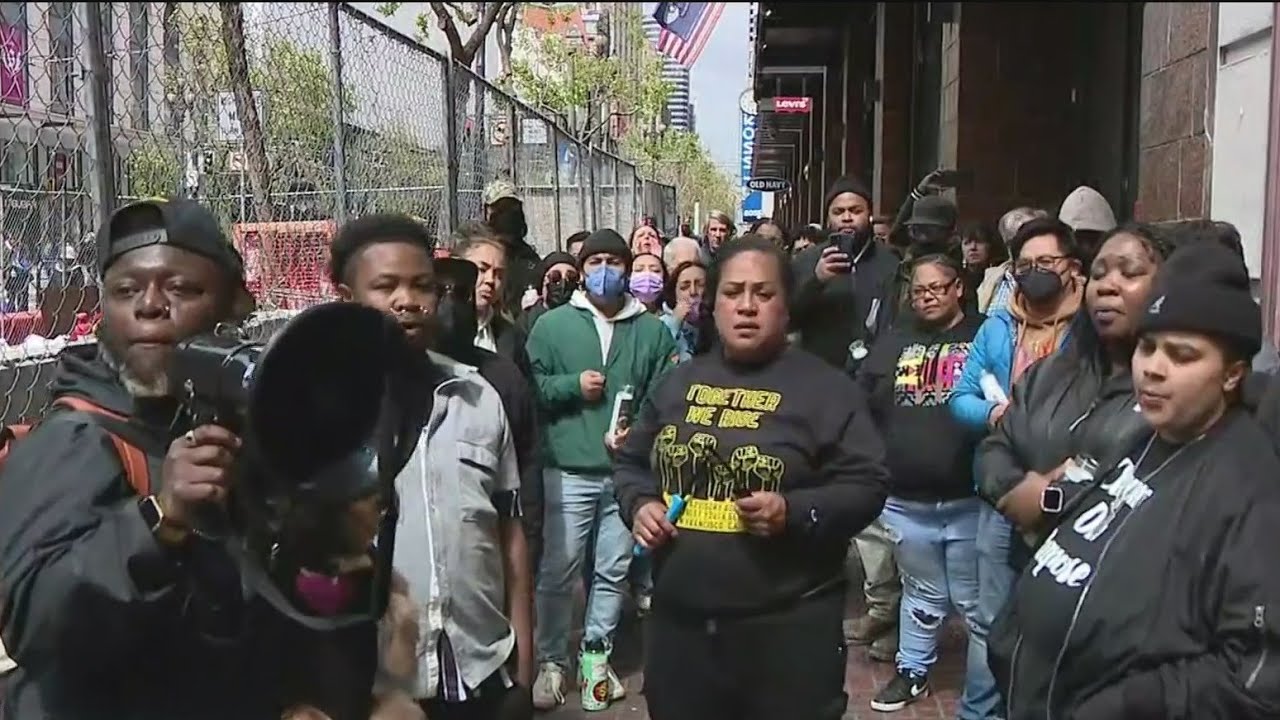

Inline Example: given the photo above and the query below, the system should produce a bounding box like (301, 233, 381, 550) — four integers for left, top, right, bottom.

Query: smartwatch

(1039, 485, 1065, 515)
(138, 495, 190, 546)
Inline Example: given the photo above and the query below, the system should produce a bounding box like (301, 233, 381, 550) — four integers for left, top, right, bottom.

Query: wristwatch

(1039, 485, 1065, 515)
(138, 495, 191, 546)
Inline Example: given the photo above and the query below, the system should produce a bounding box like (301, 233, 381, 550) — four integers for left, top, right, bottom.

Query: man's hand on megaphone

(159, 424, 241, 529)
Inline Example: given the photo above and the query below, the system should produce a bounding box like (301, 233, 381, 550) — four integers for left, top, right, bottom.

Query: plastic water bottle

(579, 639, 611, 711)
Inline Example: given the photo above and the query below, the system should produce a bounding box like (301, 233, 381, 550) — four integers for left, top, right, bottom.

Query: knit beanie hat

(1138, 241, 1262, 359)
(537, 251, 578, 281)
(824, 175, 873, 212)
(577, 229, 631, 265)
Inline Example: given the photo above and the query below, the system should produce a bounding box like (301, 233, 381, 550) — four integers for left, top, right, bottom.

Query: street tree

(509, 6, 668, 140)
(218, 2, 273, 223)
(130, 7, 441, 223)
(622, 129, 740, 226)
(511, 7, 736, 224)
(375, 2, 519, 200)
(374, 2, 517, 71)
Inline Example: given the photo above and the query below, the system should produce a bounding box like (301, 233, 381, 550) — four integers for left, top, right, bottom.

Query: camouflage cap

(482, 179, 520, 206)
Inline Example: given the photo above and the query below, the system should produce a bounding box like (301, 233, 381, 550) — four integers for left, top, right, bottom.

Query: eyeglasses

(910, 279, 958, 300)
(1013, 255, 1068, 274)
(546, 271, 579, 286)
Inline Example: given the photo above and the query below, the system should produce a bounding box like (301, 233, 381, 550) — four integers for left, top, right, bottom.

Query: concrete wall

(1210, 2, 1273, 279)
(1136, 3, 1216, 223)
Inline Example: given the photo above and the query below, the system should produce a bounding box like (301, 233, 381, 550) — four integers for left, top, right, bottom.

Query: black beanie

(1138, 241, 1262, 359)
(537, 251, 577, 281)
(578, 229, 631, 265)
(824, 175, 873, 212)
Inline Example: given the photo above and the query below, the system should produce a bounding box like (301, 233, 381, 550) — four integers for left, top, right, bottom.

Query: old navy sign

(770, 96, 812, 114)
(748, 177, 790, 192)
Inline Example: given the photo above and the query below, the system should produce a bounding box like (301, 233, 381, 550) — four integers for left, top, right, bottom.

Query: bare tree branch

(495, 3, 518, 82)
(428, 1, 510, 66)
(442, 2, 478, 25)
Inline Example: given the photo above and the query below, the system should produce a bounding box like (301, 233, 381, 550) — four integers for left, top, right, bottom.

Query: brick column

(1136, 3, 1215, 222)
(873, 2, 912, 218)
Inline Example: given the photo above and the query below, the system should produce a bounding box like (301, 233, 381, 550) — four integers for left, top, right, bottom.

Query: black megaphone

(169, 301, 427, 630)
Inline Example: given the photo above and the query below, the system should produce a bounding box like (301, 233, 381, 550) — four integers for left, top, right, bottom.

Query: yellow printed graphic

(653, 381, 789, 534)
(664, 492, 745, 534)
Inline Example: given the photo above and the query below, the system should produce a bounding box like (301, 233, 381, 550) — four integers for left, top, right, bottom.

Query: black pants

(643, 591, 848, 720)
(419, 674, 532, 720)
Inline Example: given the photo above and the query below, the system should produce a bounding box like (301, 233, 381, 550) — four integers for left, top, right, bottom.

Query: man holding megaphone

(0, 199, 387, 719)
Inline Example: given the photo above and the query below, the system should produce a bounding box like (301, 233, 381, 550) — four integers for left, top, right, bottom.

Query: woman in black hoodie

(991, 241, 1280, 719)
(614, 235, 889, 720)
(855, 254, 985, 714)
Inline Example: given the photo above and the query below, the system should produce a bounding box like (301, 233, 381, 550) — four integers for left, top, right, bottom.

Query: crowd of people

(1, 170, 1279, 720)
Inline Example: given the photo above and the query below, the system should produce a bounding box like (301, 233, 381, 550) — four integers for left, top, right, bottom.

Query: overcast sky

(688, 3, 751, 179)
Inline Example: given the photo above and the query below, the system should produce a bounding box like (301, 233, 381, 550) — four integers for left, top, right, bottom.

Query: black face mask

(907, 225, 952, 255)
(545, 281, 574, 309)
(1015, 268, 1064, 304)
(488, 207, 527, 245)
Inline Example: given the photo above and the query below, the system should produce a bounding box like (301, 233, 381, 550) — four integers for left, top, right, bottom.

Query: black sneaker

(869, 669, 929, 712)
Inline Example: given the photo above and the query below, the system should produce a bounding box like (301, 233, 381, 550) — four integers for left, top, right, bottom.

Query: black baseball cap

(98, 198, 254, 313)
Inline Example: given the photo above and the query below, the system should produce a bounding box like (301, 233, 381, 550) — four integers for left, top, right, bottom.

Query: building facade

(752, 1, 1280, 338)
(641, 12, 693, 131)
(0, 2, 165, 266)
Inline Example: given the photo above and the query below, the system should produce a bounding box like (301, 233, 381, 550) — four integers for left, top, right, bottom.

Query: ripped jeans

(881, 496, 993, 720)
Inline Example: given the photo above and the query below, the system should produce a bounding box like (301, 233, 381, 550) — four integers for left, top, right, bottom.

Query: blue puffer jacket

(950, 308, 1073, 431)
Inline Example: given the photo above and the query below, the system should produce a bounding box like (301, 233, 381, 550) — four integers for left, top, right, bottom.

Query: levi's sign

(771, 96, 812, 113)
(747, 177, 790, 192)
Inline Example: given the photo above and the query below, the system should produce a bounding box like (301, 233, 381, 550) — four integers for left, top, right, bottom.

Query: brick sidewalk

(545, 604, 966, 720)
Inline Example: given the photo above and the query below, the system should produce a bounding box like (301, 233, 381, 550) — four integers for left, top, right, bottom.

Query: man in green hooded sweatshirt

(525, 228, 677, 711)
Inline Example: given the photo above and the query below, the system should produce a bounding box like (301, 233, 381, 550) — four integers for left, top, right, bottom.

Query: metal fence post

(327, 4, 348, 224)
(577, 139, 588, 231)
(506, 102, 518, 184)
(587, 144, 599, 229)
(552, 129, 562, 246)
(632, 167, 641, 228)
(81, 2, 116, 230)
(442, 61, 461, 234)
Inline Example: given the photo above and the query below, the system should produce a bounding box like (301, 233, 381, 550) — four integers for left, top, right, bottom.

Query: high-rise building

(641, 12, 692, 131)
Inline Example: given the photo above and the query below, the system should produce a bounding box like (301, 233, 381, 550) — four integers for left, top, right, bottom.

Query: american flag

(652, 2, 724, 68)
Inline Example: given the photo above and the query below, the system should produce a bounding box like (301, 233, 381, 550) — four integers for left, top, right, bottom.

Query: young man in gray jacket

(330, 213, 535, 720)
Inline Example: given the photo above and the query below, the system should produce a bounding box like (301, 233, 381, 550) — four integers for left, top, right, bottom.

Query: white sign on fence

(520, 117, 548, 145)
(216, 91, 268, 143)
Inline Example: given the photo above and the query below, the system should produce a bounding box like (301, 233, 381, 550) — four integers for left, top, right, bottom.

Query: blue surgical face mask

(584, 265, 627, 299)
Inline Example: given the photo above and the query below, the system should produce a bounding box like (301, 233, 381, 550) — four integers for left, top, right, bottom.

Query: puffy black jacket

(0, 346, 375, 719)
(990, 410, 1280, 719)
(975, 349, 1148, 508)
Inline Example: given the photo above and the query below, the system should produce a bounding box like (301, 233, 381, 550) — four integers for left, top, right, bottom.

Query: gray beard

(98, 341, 170, 398)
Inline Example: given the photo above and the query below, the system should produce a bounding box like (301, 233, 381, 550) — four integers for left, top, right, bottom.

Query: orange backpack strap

(49, 397, 152, 496)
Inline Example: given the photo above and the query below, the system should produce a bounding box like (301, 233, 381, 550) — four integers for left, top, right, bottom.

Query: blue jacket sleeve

(951, 318, 998, 431)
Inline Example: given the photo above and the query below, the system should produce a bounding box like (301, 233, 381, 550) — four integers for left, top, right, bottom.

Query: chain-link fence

(0, 2, 677, 422)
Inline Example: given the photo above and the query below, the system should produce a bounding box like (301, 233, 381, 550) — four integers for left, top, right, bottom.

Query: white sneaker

(532, 661, 567, 710)
(607, 665, 626, 701)
(636, 591, 653, 616)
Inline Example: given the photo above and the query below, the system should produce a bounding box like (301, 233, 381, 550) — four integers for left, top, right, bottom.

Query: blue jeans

(972, 502, 1017, 719)
(882, 496, 990, 720)
(535, 469, 634, 669)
